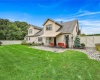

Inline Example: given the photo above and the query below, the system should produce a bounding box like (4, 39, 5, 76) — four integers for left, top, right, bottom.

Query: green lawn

(0, 45, 100, 80)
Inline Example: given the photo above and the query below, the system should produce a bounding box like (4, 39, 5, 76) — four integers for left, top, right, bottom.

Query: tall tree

(0, 18, 29, 40)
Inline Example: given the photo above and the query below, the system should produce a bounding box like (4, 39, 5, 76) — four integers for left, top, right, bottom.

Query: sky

(0, 0, 100, 34)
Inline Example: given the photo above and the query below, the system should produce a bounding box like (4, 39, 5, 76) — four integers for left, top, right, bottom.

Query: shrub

(32, 43, 39, 46)
(95, 43, 100, 52)
(74, 36, 81, 48)
(0, 41, 2, 46)
(21, 40, 27, 45)
(81, 43, 85, 47)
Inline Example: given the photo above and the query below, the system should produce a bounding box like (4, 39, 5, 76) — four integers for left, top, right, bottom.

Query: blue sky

(0, 0, 100, 34)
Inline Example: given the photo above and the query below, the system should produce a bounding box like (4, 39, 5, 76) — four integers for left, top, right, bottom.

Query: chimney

(61, 21, 63, 24)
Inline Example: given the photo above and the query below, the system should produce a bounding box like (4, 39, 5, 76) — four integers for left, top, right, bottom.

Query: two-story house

(25, 19, 80, 48)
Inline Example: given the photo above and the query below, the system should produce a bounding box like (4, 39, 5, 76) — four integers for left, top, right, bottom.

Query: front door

(54, 37, 56, 46)
(46, 37, 51, 45)
(66, 35, 69, 48)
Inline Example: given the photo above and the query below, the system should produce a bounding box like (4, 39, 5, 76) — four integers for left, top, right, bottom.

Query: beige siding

(28, 26, 40, 36)
(56, 34, 65, 45)
(26, 37, 37, 43)
(28, 26, 34, 35)
(72, 23, 78, 38)
(44, 20, 61, 34)
(26, 36, 44, 44)
(34, 29, 40, 34)
(55, 24, 60, 31)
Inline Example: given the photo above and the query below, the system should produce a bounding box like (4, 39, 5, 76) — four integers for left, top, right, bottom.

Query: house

(25, 19, 80, 48)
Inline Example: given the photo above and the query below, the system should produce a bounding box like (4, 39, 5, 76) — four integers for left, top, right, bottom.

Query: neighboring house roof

(43, 18, 62, 27)
(29, 24, 42, 30)
(57, 20, 78, 33)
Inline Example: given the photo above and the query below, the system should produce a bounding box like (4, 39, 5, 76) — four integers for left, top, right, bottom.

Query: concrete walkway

(31, 46, 66, 53)
(31, 46, 100, 61)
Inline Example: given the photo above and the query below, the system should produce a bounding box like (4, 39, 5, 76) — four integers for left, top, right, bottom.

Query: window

(29, 29, 32, 34)
(26, 37, 28, 41)
(29, 37, 30, 41)
(46, 24, 52, 30)
(38, 37, 42, 42)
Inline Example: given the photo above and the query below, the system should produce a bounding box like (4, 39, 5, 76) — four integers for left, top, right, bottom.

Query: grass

(0, 45, 100, 80)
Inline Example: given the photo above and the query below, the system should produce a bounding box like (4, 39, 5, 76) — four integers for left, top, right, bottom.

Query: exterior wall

(25, 36, 44, 44)
(55, 24, 60, 31)
(44, 20, 61, 34)
(1, 40, 22, 45)
(28, 26, 40, 36)
(56, 34, 76, 48)
(72, 23, 78, 39)
(34, 29, 40, 34)
(28, 26, 34, 35)
(56, 34, 65, 46)
(25, 37, 37, 43)
(80, 36, 100, 47)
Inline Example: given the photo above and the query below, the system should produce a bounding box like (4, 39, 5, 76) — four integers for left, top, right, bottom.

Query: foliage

(81, 34, 100, 36)
(0, 18, 29, 40)
(95, 43, 100, 52)
(0, 45, 100, 80)
(21, 40, 32, 45)
(74, 36, 81, 48)
(86, 34, 100, 36)
(21, 40, 40, 46)
(0, 41, 2, 46)
(21, 40, 27, 45)
(32, 43, 39, 46)
(81, 33, 86, 36)
(81, 43, 85, 47)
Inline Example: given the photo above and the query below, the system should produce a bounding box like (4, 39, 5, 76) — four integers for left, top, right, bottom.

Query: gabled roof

(43, 18, 62, 26)
(29, 24, 42, 30)
(34, 29, 43, 36)
(27, 19, 79, 37)
(57, 20, 78, 33)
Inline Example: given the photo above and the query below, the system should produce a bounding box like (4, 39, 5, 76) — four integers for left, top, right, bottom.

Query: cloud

(55, 18, 100, 34)
(75, 10, 100, 17)
(54, 10, 100, 34)
(59, 10, 100, 19)
(37, 1, 61, 9)
(79, 20, 100, 34)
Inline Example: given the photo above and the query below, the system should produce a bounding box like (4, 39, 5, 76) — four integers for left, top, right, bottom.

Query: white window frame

(46, 24, 52, 30)
(38, 37, 42, 42)
(29, 29, 32, 34)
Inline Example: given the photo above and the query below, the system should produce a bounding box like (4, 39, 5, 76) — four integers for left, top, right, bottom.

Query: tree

(81, 33, 86, 36)
(74, 36, 81, 48)
(0, 18, 29, 40)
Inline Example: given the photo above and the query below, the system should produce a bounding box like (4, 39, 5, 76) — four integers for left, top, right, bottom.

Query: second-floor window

(29, 29, 32, 34)
(46, 24, 52, 30)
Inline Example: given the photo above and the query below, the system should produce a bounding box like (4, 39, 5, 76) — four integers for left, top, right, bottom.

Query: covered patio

(40, 32, 67, 48)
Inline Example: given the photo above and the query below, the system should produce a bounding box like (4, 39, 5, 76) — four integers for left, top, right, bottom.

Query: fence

(80, 36, 100, 47)
(0, 40, 22, 45)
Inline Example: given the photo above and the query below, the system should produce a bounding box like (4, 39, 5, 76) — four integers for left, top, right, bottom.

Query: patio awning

(40, 32, 61, 37)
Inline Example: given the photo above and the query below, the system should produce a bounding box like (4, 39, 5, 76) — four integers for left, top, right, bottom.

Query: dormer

(28, 25, 42, 35)
(43, 19, 62, 34)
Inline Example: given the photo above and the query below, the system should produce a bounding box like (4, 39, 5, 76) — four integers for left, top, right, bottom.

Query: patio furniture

(50, 43, 54, 46)
(58, 43, 67, 48)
